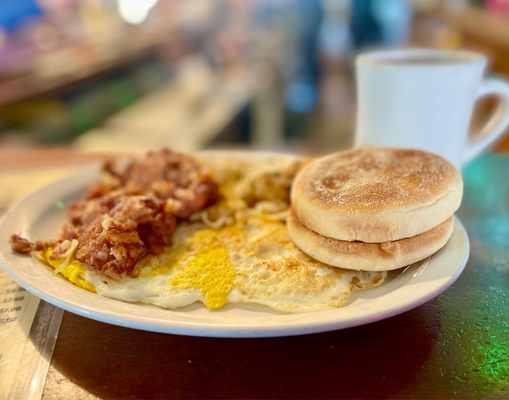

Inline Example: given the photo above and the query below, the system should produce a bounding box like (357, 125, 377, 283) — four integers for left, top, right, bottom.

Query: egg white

(85, 218, 387, 313)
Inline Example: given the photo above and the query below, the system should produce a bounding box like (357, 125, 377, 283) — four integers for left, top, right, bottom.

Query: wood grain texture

(44, 307, 440, 400)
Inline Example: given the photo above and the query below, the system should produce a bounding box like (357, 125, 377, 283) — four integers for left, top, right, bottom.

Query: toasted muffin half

(291, 148, 462, 243)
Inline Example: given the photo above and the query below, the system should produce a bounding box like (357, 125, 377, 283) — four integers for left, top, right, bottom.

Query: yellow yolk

(170, 247, 235, 310)
(135, 243, 189, 278)
(39, 249, 96, 293)
(189, 226, 244, 247)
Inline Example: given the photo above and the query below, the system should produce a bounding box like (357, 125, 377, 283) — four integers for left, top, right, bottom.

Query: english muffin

(287, 209, 454, 271)
(291, 148, 462, 243)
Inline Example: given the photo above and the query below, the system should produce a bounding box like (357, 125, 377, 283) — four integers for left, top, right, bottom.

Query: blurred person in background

(351, 0, 412, 48)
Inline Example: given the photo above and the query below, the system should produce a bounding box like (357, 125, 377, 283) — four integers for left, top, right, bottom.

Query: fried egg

(42, 216, 386, 313)
(38, 158, 387, 313)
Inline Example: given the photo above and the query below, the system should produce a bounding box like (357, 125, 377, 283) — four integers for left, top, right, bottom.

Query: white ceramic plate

(0, 154, 470, 338)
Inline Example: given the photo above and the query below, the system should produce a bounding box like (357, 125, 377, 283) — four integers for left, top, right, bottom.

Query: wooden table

(1, 149, 508, 399)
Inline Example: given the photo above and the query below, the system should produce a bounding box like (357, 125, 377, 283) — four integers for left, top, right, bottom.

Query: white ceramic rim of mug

(356, 48, 485, 67)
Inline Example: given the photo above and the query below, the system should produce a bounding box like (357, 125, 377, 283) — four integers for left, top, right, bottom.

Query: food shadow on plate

(348, 223, 464, 304)
(348, 258, 430, 303)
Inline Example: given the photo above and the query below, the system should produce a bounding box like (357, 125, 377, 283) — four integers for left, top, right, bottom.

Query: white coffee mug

(355, 48, 509, 168)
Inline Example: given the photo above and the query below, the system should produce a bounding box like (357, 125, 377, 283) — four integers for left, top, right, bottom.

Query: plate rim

(0, 152, 470, 338)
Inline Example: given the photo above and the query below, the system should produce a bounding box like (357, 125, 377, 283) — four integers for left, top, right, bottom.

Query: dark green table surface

(42, 154, 509, 400)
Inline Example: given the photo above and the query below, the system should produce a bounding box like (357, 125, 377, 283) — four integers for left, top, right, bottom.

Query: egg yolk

(135, 243, 188, 278)
(170, 247, 235, 310)
(39, 248, 96, 293)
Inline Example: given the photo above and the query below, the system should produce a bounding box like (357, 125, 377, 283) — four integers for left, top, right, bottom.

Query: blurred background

(1, 0, 509, 157)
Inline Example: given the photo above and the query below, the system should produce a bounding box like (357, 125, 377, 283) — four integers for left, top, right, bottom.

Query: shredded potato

(54, 239, 79, 275)
(196, 158, 305, 228)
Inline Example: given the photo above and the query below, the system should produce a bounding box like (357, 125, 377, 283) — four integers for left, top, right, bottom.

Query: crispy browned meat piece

(10, 234, 36, 254)
(58, 192, 176, 278)
(9, 234, 56, 254)
(11, 148, 219, 279)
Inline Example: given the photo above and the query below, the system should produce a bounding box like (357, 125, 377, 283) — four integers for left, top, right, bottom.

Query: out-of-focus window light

(285, 80, 318, 114)
(117, 0, 158, 25)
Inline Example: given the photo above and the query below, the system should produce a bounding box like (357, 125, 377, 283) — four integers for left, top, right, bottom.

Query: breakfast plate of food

(0, 148, 469, 337)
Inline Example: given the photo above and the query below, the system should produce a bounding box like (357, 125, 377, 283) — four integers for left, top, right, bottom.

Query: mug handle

(464, 78, 509, 164)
